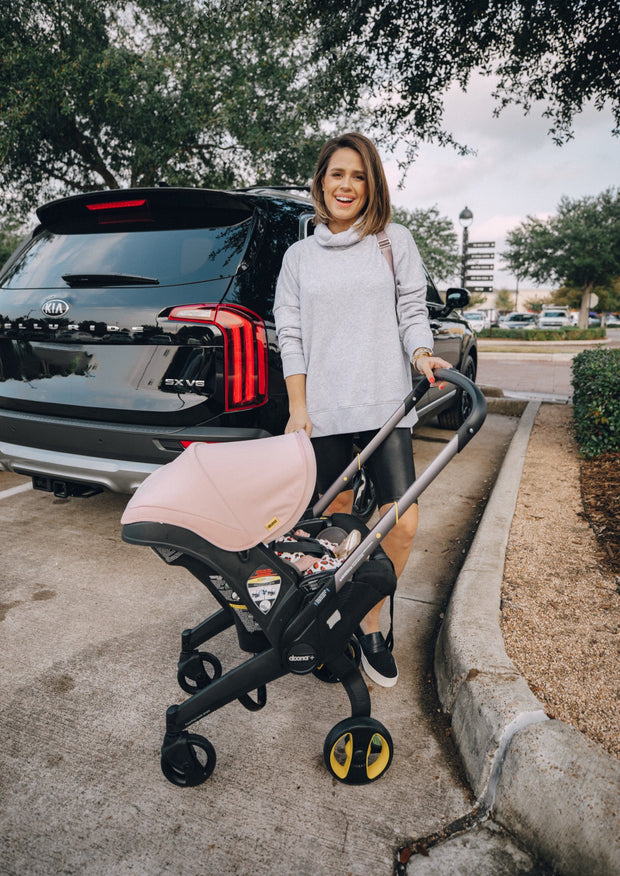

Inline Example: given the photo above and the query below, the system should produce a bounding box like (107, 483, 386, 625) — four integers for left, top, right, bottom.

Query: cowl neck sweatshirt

(274, 222, 434, 437)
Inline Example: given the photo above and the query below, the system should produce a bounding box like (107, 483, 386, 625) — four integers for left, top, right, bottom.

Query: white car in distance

(464, 310, 491, 332)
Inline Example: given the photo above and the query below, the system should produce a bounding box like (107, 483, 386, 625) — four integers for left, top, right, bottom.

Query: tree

(554, 278, 620, 319)
(391, 205, 460, 282)
(495, 288, 515, 312)
(0, 220, 22, 269)
(301, 0, 620, 162)
(524, 297, 552, 313)
(502, 188, 620, 327)
(466, 291, 489, 309)
(0, 0, 350, 217)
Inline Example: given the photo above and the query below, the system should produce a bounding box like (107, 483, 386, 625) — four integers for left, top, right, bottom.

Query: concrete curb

(434, 400, 620, 876)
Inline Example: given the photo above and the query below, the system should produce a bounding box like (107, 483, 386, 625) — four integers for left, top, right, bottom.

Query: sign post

(464, 240, 495, 292)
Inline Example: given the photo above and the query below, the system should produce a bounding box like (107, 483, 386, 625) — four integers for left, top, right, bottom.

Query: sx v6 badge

(162, 378, 208, 392)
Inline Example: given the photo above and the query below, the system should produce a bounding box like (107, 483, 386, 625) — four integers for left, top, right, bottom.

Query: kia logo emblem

(41, 299, 70, 316)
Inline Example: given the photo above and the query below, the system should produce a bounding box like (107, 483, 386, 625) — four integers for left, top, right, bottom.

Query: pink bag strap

(376, 230, 398, 300)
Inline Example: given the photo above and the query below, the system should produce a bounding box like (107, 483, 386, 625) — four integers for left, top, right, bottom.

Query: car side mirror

(445, 287, 470, 310)
(436, 287, 470, 317)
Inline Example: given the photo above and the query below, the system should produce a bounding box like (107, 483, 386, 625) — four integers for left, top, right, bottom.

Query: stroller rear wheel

(324, 716, 393, 784)
(177, 651, 222, 694)
(161, 732, 216, 787)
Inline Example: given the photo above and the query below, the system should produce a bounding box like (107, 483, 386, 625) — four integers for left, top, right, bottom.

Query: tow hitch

(31, 476, 103, 498)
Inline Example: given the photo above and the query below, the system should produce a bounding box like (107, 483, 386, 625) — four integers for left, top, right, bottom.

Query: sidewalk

(431, 398, 620, 876)
(1, 342, 619, 874)
(0, 410, 533, 876)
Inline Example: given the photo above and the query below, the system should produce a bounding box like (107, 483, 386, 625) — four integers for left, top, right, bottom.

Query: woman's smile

(322, 147, 368, 233)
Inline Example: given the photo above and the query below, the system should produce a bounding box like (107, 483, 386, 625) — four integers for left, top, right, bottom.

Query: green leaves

(0, 0, 348, 216)
(502, 188, 620, 314)
(572, 349, 620, 458)
(391, 205, 460, 282)
(301, 0, 620, 158)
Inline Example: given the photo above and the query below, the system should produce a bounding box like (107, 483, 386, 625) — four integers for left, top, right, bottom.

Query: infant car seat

(121, 430, 397, 787)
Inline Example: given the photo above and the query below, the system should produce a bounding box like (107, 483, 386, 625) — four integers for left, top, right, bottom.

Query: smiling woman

(274, 132, 452, 688)
(320, 148, 368, 234)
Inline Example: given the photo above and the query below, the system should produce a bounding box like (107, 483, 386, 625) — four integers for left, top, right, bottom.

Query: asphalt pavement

(1, 336, 619, 875)
(0, 415, 531, 875)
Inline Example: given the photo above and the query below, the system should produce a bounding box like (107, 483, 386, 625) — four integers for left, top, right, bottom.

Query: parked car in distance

(497, 311, 516, 327)
(0, 186, 476, 498)
(570, 311, 606, 327)
(464, 310, 491, 332)
(499, 312, 538, 330)
(606, 313, 620, 328)
(537, 307, 571, 329)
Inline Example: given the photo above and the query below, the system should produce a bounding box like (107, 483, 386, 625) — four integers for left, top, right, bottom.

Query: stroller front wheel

(324, 716, 393, 784)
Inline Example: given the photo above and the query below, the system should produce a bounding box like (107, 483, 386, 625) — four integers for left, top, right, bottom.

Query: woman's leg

(357, 427, 418, 635)
(324, 489, 354, 516)
(358, 502, 418, 634)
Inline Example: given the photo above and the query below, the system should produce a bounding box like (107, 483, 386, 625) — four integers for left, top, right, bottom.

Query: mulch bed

(580, 451, 620, 575)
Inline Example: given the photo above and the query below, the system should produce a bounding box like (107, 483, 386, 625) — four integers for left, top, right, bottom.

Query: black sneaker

(356, 631, 398, 687)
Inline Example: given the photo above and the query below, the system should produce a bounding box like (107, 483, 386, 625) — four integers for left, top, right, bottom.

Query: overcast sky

(383, 73, 620, 292)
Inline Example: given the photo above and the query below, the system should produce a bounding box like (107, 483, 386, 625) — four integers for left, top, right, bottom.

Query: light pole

(459, 206, 473, 288)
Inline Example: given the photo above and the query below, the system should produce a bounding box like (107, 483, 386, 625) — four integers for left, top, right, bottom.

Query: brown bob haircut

(310, 132, 391, 237)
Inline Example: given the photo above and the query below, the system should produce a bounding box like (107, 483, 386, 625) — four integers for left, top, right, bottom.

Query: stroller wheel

(312, 638, 361, 684)
(324, 717, 393, 784)
(161, 732, 216, 787)
(177, 651, 222, 695)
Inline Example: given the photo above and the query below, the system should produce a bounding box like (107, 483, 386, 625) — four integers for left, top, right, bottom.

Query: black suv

(0, 186, 476, 497)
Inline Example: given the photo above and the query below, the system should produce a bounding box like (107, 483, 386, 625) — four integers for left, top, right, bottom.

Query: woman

(274, 132, 450, 687)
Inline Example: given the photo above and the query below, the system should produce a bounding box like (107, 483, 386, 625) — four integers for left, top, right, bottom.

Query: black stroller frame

(121, 369, 486, 786)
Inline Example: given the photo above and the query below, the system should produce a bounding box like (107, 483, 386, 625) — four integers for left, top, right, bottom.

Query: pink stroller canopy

(121, 431, 317, 551)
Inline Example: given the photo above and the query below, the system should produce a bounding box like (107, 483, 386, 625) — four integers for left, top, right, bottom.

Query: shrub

(477, 327, 606, 341)
(571, 348, 620, 457)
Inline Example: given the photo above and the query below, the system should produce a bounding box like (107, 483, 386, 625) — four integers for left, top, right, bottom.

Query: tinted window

(228, 199, 308, 318)
(0, 221, 253, 290)
(424, 269, 443, 305)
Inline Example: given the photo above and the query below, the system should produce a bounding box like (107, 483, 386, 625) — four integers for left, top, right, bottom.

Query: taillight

(86, 199, 148, 211)
(85, 199, 151, 225)
(167, 304, 268, 410)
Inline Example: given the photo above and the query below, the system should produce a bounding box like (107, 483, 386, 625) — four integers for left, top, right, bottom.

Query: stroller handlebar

(432, 368, 487, 450)
(330, 367, 487, 589)
(312, 367, 487, 518)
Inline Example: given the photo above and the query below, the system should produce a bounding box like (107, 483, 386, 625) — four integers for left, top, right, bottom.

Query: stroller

(121, 369, 486, 787)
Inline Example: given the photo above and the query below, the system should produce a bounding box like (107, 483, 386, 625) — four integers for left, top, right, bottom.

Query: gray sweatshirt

(274, 222, 434, 437)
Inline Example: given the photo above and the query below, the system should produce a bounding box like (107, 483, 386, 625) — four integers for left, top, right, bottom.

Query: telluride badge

(41, 299, 70, 316)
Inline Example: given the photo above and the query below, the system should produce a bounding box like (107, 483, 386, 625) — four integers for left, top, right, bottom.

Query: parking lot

(0, 410, 521, 876)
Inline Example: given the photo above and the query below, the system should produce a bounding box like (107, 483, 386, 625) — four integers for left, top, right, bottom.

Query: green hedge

(477, 327, 606, 341)
(571, 348, 620, 457)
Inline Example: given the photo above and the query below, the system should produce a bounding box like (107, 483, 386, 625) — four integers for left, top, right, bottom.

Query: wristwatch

(412, 347, 433, 372)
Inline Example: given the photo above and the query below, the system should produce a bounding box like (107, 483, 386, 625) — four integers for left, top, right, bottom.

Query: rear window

(542, 311, 566, 318)
(0, 222, 253, 290)
(1, 188, 256, 290)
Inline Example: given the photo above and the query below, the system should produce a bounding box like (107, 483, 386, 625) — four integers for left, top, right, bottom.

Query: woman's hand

(284, 374, 313, 436)
(414, 354, 452, 385)
(285, 409, 313, 437)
